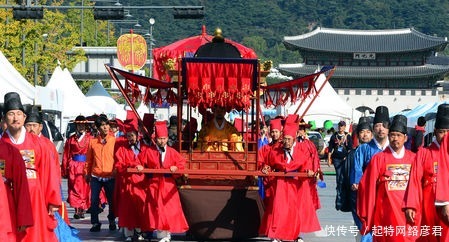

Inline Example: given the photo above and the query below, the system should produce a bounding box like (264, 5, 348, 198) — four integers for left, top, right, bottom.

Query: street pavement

(65, 162, 357, 242)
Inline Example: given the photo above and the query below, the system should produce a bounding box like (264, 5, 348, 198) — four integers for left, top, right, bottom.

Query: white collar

(6, 126, 26, 145)
(374, 137, 389, 150)
(434, 139, 440, 149)
(388, 145, 405, 159)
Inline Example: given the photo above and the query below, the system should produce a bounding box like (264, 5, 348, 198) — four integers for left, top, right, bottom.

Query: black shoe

(73, 213, 80, 219)
(89, 223, 101, 232)
(79, 213, 85, 219)
(108, 222, 117, 231)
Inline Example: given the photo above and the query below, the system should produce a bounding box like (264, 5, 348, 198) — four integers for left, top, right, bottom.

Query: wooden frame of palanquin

(105, 60, 335, 190)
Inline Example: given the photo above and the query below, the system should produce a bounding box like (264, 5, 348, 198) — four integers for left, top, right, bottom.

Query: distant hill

(113, 0, 449, 66)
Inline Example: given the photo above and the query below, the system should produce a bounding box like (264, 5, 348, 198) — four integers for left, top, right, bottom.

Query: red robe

(357, 147, 418, 242)
(297, 138, 322, 210)
(258, 141, 281, 236)
(62, 132, 92, 210)
(114, 141, 148, 229)
(139, 145, 189, 233)
(404, 141, 444, 242)
(38, 134, 70, 224)
(2, 130, 61, 242)
(266, 143, 320, 240)
(0, 140, 33, 241)
(435, 135, 449, 241)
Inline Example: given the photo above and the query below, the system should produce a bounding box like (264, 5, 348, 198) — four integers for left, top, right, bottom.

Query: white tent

(0, 51, 35, 104)
(85, 81, 127, 120)
(403, 100, 449, 128)
(46, 66, 101, 133)
(286, 73, 362, 128)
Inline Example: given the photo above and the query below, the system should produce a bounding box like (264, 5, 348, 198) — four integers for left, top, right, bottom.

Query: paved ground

(65, 161, 357, 242)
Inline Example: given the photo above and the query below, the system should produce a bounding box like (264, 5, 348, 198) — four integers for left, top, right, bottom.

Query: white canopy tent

(85, 81, 127, 120)
(285, 73, 362, 128)
(46, 66, 101, 133)
(0, 51, 35, 104)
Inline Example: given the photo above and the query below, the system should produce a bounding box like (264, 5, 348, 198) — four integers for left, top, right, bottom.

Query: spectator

(328, 120, 353, 211)
(84, 116, 117, 232)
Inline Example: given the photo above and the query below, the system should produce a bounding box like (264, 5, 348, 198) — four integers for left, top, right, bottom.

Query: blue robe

(350, 139, 383, 185)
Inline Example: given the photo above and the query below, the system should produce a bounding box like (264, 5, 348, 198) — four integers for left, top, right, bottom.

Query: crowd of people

(3, 89, 449, 242)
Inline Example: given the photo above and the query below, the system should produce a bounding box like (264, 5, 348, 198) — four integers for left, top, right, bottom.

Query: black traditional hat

(74, 115, 87, 123)
(25, 105, 42, 124)
(435, 104, 449, 129)
(373, 106, 389, 125)
(357, 116, 372, 133)
(25, 113, 42, 124)
(3, 92, 24, 115)
(389, 114, 408, 134)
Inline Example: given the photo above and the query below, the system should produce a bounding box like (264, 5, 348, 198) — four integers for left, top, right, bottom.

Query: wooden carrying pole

(127, 168, 313, 177)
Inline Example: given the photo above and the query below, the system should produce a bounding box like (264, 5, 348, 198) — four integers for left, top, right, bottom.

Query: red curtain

(184, 60, 256, 111)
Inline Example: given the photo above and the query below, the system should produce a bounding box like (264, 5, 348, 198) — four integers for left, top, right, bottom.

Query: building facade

(279, 27, 449, 114)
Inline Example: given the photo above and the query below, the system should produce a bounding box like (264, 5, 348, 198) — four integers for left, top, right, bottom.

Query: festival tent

(402, 100, 449, 128)
(285, 73, 362, 128)
(46, 66, 101, 133)
(85, 80, 127, 120)
(0, 51, 35, 104)
(152, 25, 257, 81)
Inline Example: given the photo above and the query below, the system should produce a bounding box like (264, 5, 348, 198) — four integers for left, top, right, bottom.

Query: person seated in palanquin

(197, 105, 243, 152)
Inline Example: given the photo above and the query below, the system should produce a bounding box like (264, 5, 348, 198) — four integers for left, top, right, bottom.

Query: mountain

(111, 0, 449, 66)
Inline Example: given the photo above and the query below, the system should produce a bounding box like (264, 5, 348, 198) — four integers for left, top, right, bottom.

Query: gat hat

(299, 119, 312, 129)
(338, 121, 346, 126)
(3, 92, 24, 115)
(155, 121, 168, 138)
(357, 116, 372, 133)
(435, 104, 449, 129)
(25, 105, 42, 124)
(270, 118, 282, 131)
(283, 122, 298, 138)
(373, 106, 389, 124)
(389, 114, 408, 134)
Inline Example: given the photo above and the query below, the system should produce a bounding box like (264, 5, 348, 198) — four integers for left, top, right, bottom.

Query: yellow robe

(197, 119, 243, 151)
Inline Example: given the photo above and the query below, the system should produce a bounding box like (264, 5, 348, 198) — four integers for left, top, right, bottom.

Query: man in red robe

(297, 119, 322, 210)
(258, 118, 283, 236)
(1, 92, 61, 242)
(357, 114, 418, 242)
(0, 138, 33, 241)
(137, 121, 189, 242)
(62, 115, 92, 219)
(263, 121, 319, 242)
(114, 120, 148, 241)
(404, 103, 449, 242)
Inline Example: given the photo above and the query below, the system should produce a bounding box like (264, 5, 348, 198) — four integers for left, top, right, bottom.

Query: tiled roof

(278, 64, 449, 79)
(283, 27, 448, 53)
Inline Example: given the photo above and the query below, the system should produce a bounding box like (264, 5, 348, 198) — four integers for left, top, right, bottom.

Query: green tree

(0, 0, 113, 87)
